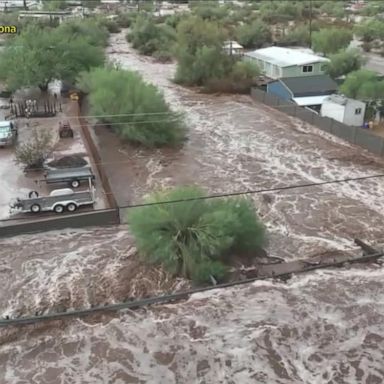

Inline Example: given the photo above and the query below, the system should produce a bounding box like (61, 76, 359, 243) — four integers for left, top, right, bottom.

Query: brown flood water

(0, 30, 384, 383)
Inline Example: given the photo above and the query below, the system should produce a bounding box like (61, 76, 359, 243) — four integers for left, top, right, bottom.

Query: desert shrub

(128, 16, 176, 57)
(128, 186, 266, 283)
(15, 129, 53, 170)
(235, 19, 272, 49)
(77, 67, 186, 147)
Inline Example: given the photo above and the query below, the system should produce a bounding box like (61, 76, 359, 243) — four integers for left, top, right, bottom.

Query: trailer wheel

(29, 191, 39, 198)
(31, 204, 41, 213)
(71, 180, 80, 188)
(67, 203, 77, 212)
(54, 204, 64, 213)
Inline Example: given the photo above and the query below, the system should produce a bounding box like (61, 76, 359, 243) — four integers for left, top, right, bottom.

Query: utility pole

(308, 0, 313, 49)
(230, 40, 233, 57)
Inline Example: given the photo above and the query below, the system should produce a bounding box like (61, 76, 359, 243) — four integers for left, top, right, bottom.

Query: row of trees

(0, 19, 108, 91)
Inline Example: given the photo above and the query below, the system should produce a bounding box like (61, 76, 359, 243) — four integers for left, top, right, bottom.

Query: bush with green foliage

(174, 15, 261, 93)
(128, 186, 266, 283)
(77, 67, 186, 147)
(319, 1, 346, 18)
(58, 19, 109, 47)
(15, 128, 53, 170)
(312, 28, 352, 55)
(206, 60, 261, 93)
(278, 25, 311, 46)
(97, 17, 121, 34)
(260, 1, 304, 24)
(127, 16, 176, 58)
(174, 16, 228, 85)
(354, 19, 384, 43)
(116, 12, 138, 28)
(235, 19, 271, 49)
(324, 49, 365, 79)
(340, 69, 384, 99)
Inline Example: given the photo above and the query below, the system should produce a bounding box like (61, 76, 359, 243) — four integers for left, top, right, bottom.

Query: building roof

(293, 95, 331, 106)
(278, 75, 338, 96)
(224, 41, 243, 50)
(245, 46, 329, 67)
(323, 94, 366, 106)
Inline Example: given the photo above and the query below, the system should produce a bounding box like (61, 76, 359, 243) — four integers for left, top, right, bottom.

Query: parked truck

(0, 120, 17, 147)
(44, 167, 95, 188)
(9, 187, 96, 214)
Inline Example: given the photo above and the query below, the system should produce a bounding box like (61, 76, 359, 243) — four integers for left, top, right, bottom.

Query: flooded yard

(1, 31, 384, 383)
(0, 96, 108, 222)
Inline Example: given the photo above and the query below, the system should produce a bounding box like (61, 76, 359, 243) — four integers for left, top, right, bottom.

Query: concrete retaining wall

(251, 87, 384, 158)
(0, 209, 120, 238)
(77, 101, 118, 209)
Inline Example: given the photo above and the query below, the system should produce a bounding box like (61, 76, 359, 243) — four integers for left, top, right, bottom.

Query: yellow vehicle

(69, 92, 79, 101)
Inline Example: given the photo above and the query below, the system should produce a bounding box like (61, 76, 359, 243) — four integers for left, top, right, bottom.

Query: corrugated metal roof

(293, 95, 331, 106)
(245, 47, 329, 67)
(279, 75, 338, 96)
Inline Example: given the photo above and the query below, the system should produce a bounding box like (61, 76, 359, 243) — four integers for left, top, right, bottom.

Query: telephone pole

(309, 0, 313, 49)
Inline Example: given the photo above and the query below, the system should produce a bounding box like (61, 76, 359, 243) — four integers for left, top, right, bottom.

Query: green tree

(319, 1, 346, 18)
(312, 28, 352, 55)
(0, 24, 104, 91)
(0, 26, 104, 90)
(174, 16, 228, 85)
(77, 67, 186, 147)
(354, 19, 384, 43)
(57, 19, 109, 47)
(360, 1, 384, 16)
(340, 70, 384, 99)
(260, 1, 303, 23)
(128, 15, 176, 57)
(128, 186, 266, 283)
(235, 19, 272, 49)
(325, 49, 365, 79)
(279, 25, 310, 46)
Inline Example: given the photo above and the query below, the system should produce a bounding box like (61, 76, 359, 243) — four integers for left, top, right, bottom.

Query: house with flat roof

(244, 46, 330, 79)
(321, 94, 366, 126)
(266, 75, 338, 110)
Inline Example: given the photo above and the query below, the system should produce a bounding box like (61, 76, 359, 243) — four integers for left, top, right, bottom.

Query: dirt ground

(0, 90, 108, 222)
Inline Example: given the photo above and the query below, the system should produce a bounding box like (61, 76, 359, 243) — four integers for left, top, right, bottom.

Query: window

(302, 65, 313, 73)
(355, 108, 362, 115)
(321, 64, 327, 72)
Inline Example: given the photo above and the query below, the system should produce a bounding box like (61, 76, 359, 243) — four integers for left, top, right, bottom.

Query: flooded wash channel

(0, 31, 384, 383)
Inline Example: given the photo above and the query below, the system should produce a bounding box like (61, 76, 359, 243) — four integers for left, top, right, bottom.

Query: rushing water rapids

(0, 31, 384, 383)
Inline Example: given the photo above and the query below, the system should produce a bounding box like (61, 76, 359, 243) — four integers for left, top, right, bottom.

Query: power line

(117, 173, 384, 209)
(9, 110, 186, 121)
(2, 172, 384, 223)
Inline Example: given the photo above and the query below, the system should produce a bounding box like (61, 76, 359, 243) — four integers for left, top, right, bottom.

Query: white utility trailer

(10, 187, 96, 214)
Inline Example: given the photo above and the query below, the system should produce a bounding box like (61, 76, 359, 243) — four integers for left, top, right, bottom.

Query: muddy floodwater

(1, 31, 384, 383)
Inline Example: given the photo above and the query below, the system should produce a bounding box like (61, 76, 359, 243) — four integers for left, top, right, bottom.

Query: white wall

(321, 101, 345, 123)
(343, 100, 366, 126)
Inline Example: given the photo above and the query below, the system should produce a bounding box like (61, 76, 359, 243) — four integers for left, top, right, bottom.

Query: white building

(321, 94, 366, 127)
(223, 41, 244, 56)
(244, 46, 329, 79)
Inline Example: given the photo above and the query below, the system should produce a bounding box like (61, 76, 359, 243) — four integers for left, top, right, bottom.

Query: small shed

(223, 41, 244, 56)
(321, 95, 366, 127)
